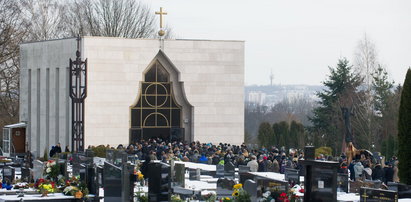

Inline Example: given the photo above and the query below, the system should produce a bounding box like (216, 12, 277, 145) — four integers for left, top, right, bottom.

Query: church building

(19, 37, 244, 156)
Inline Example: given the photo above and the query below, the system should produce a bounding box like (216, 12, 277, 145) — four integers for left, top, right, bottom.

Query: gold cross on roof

(155, 7, 167, 29)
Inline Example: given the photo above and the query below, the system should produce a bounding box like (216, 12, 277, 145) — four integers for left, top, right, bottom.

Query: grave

(244, 179, 257, 202)
(2, 166, 15, 182)
(216, 178, 236, 198)
(32, 160, 44, 181)
(148, 162, 170, 202)
(189, 168, 200, 181)
(216, 164, 224, 178)
(360, 187, 398, 202)
(300, 159, 339, 202)
(103, 162, 122, 202)
(174, 163, 185, 187)
(284, 168, 300, 185)
(103, 161, 134, 202)
(255, 177, 289, 198)
(350, 180, 382, 193)
(337, 173, 349, 193)
(224, 161, 235, 179)
(21, 167, 32, 183)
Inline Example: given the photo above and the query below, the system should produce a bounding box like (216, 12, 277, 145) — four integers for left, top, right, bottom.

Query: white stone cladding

(20, 37, 244, 156)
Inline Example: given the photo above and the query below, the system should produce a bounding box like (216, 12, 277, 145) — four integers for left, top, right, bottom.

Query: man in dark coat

(372, 163, 385, 182)
(384, 162, 394, 184)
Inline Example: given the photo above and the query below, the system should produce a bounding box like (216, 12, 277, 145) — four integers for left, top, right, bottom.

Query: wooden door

(12, 128, 26, 153)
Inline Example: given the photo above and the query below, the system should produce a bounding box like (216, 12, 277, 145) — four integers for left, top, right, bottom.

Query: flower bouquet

(61, 176, 89, 199)
(44, 160, 60, 181)
(231, 183, 251, 202)
(35, 178, 56, 197)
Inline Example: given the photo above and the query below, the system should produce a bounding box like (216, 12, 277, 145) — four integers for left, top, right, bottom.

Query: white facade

(20, 37, 245, 156)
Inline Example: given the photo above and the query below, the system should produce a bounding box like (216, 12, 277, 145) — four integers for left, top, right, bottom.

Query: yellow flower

(225, 197, 230, 200)
(137, 171, 144, 180)
(232, 190, 239, 197)
(233, 183, 242, 189)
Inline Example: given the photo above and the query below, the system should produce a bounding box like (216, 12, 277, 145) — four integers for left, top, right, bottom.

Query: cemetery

(0, 144, 407, 202)
(1, 1, 411, 202)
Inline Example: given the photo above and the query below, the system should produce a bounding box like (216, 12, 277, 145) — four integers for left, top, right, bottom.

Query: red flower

(280, 192, 287, 198)
(299, 188, 304, 193)
(51, 182, 55, 188)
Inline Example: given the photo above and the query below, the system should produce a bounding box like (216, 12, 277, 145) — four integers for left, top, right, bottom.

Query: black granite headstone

(148, 162, 170, 202)
(224, 161, 235, 179)
(360, 187, 398, 202)
(3, 166, 15, 182)
(256, 177, 288, 198)
(21, 167, 32, 183)
(284, 168, 300, 185)
(337, 173, 349, 193)
(301, 160, 339, 202)
(104, 162, 122, 202)
(304, 145, 315, 160)
(189, 168, 200, 181)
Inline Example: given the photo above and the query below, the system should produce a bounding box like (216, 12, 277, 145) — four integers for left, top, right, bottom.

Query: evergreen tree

(309, 58, 362, 154)
(272, 121, 289, 148)
(289, 120, 305, 148)
(257, 122, 274, 147)
(398, 68, 411, 184)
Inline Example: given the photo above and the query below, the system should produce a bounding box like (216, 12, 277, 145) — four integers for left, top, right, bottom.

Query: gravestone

(244, 179, 257, 202)
(121, 163, 136, 202)
(148, 162, 170, 202)
(360, 187, 398, 202)
(114, 151, 128, 166)
(3, 166, 15, 182)
(104, 162, 122, 202)
(238, 165, 252, 184)
(337, 173, 349, 193)
(387, 182, 399, 192)
(350, 180, 382, 193)
(174, 163, 185, 187)
(106, 149, 115, 164)
(189, 168, 200, 181)
(256, 177, 289, 198)
(216, 164, 224, 178)
(217, 178, 236, 198)
(32, 160, 44, 181)
(301, 160, 339, 202)
(304, 145, 315, 160)
(284, 168, 300, 185)
(57, 159, 68, 179)
(96, 165, 104, 187)
(224, 161, 235, 179)
(21, 167, 32, 183)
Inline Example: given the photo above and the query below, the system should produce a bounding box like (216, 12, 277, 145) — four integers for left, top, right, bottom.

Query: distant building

(248, 91, 266, 105)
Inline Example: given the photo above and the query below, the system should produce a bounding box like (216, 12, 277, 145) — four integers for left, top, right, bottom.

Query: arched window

(130, 61, 182, 139)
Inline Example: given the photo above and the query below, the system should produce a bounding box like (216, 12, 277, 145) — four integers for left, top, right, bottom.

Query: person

(247, 155, 258, 172)
(354, 159, 364, 180)
(65, 145, 70, 152)
(363, 163, 372, 180)
(384, 162, 394, 184)
(258, 156, 267, 172)
(393, 161, 400, 183)
(49, 146, 56, 157)
(372, 163, 385, 182)
(55, 143, 62, 154)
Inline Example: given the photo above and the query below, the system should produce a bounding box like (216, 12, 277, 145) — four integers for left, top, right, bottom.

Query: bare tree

(21, 0, 66, 41)
(0, 0, 28, 126)
(62, 0, 173, 38)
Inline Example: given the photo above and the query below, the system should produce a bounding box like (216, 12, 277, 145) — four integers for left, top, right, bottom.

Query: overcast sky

(141, 0, 411, 86)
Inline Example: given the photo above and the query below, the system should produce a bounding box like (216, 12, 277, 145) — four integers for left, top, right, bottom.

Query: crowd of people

(97, 138, 400, 185)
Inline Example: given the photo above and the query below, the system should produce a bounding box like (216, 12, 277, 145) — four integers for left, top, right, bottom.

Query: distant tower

(269, 69, 274, 86)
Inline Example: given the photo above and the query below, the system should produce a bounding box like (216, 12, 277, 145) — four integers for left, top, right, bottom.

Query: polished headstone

(360, 187, 398, 202)
(224, 161, 235, 179)
(244, 179, 257, 202)
(103, 162, 122, 202)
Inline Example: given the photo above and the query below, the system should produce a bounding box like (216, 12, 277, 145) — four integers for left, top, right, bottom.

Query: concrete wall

(20, 37, 245, 154)
(20, 38, 76, 157)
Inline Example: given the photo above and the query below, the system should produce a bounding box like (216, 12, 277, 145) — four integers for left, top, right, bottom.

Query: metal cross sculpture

(69, 36, 87, 153)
